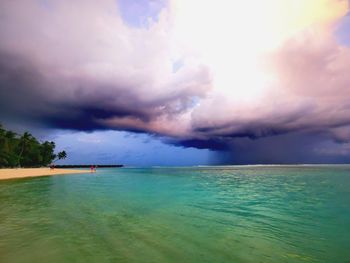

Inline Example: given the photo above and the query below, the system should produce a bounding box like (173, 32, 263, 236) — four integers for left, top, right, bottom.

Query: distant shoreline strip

(54, 165, 124, 168)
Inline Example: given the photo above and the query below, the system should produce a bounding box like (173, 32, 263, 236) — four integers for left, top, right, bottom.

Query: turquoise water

(0, 166, 350, 263)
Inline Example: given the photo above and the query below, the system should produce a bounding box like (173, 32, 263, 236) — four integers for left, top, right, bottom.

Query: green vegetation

(0, 124, 67, 168)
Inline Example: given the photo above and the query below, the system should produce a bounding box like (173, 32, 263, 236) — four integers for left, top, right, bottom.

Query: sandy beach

(0, 168, 87, 180)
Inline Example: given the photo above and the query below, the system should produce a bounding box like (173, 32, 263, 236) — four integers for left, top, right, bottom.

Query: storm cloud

(1, 0, 350, 163)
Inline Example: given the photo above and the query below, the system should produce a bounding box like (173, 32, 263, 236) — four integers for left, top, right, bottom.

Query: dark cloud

(0, 51, 208, 134)
(169, 138, 229, 151)
(1, 0, 350, 164)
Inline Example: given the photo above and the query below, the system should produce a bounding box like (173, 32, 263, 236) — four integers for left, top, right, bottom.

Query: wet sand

(0, 168, 87, 180)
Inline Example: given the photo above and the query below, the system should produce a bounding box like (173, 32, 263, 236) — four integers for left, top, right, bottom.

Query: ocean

(0, 166, 349, 262)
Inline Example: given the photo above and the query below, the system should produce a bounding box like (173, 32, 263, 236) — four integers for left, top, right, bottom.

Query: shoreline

(0, 168, 87, 181)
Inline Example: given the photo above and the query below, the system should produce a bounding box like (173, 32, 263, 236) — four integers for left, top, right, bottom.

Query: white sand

(0, 168, 87, 180)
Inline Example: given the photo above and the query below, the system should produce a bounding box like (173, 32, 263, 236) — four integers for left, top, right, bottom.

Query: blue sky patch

(117, 0, 168, 28)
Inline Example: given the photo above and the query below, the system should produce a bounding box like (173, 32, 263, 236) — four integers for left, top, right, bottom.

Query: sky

(1, 0, 350, 165)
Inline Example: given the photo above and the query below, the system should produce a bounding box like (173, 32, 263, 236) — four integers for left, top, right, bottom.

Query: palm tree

(40, 141, 56, 166)
(0, 126, 7, 167)
(1, 130, 18, 167)
(0, 124, 5, 142)
(52, 151, 67, 163)
(17, 132, 33, 167)
(57, 151, 67, 160)
(5, 130, 16, 137)
(0, 125, 67, 168)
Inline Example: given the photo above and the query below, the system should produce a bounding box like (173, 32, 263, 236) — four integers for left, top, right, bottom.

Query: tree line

(0, 124, 67, 168)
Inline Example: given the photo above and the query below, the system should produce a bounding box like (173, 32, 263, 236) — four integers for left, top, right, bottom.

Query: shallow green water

(0, 166, 350, 263)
